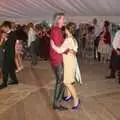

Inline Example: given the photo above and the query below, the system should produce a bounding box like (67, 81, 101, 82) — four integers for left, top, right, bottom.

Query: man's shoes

(53, 105, 68, 111)
(105, 76, 115, 79)
(8, 80, 18, 85)
(0, 82, 7, 89)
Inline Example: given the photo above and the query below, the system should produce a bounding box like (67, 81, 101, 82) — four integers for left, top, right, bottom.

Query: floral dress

(84, 33, 95, 61)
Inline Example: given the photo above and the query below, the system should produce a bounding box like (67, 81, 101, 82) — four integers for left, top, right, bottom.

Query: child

(15, 40, 24, 72)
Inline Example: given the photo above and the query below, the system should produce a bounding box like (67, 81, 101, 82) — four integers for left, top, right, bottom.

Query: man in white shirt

(93, 20, 101, 38)
(106, 26, 120, 84)
(28, 27, 36, 48)
(112, 29, 120, 51)
(27, 23, 37, 65)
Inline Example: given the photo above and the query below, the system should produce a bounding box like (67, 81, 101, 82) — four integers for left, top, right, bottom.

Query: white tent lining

(0, 0, 120, 23)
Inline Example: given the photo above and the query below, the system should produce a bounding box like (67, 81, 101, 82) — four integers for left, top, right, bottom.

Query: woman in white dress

(98, 21, 111, 63)
(51, 22, 80, 110)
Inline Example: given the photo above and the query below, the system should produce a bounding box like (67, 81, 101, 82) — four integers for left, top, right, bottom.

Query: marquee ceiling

(0, 0, 120, 20)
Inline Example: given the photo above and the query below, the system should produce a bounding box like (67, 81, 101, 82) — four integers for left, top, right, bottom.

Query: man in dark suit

(0, 21, 18, 89)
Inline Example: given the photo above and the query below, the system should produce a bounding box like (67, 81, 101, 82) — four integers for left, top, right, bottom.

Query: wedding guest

(0, 21, 18, 89)
(51, 22, 80, 111)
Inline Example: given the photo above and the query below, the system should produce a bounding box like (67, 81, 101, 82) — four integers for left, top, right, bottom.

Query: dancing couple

(50, 13, 81, 111)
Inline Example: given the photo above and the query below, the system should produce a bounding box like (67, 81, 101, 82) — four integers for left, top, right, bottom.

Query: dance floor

(0, 60, 120, 120)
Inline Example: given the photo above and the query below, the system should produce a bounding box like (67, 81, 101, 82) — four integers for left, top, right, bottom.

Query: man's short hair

(1, 21, 12, 29)
(53, 12, 65, 25)
(53, 12, 64, 20)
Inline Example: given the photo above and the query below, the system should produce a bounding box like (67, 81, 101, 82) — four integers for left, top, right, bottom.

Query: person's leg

(31, 42, 37, 65)
(8, 62, 18, 85)
(97, 51, 101, 62)
(53, 64, 65, 108)
(103, 53, 107, 63)
(94, 46, 97, 61)
(62, 87, 72, 101)
(101, 53, 105, 63)
(0, 68, 2, 80)
(18, 54, 23, 69)
(0, 64, 8, 89)
(106, 68, 116, 78)
(64, 83, 79, 107)
(106, 51, 116, 79)
(65, 87, 71, 97)
(15, 54, 21, 72)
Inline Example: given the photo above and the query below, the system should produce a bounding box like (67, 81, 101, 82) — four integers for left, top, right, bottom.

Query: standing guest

(35, 24, 41, 58)
(0, 21, 18, 89)
(50, 12, 68, 110)
(27, 23, 37, 65)
(15, 25, 28, 43)
(106, 26, 120, 82)
(92, 18, 101, 61)
(15, 40, 24, 72)
(75, 24, 81, 59)
(98, 21, 111, 63)
(42, 28, 50, 60)
(15, 25, 28, 60)
(84, 26, 95, 63)
(0, 30, 5, 80)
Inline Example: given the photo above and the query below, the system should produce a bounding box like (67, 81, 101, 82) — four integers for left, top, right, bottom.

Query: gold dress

(51, 37, 78, 84)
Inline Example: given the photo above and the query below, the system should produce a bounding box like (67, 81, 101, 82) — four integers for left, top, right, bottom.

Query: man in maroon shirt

(50, 13, 68, 110)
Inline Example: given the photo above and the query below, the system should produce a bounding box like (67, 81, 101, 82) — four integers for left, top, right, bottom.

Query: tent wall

(0, 16, 120, 25)
(68, 16, 120, 25)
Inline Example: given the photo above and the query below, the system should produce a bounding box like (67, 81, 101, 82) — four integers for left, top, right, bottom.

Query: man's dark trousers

(53, 63, 65, 107)
(2, 59, 18, 85)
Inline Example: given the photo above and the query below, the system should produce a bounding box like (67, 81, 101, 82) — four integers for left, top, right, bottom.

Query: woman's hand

(69, 49, 76, 56)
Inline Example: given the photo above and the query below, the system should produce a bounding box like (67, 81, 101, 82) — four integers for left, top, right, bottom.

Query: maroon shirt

(102, 28, 111, 44)
(50, 25, 64, 67)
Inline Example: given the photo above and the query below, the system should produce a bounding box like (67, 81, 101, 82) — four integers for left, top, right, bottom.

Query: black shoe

(8, 80, 18, 85)
(53, 105, 68, 111)
(0, 82, 7, 89)
(105, 76, 115, 79)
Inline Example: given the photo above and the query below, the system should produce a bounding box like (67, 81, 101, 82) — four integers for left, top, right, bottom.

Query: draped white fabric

(0, 0, 120, 21)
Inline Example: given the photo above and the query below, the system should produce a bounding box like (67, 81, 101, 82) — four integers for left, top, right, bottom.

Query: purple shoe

(63, 96, 72, 102)
(72, 99, 80, 111)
